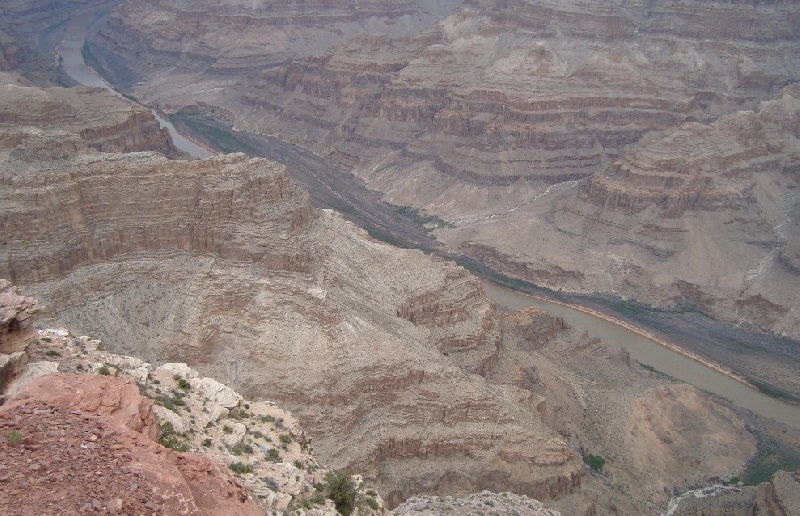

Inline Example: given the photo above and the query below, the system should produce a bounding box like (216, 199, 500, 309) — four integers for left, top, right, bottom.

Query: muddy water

(59, 8, 214, 159)
(484, 282, 800, 429)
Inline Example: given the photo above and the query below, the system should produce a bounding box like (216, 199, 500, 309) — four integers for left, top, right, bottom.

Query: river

(58, 6, 214, 159)
(484, 282, 800, 428)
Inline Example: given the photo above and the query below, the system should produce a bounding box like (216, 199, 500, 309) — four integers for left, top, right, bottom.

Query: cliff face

(0, 82, 585, 506)
(0, 84, 179, 156)
(94, 0, 800, 198)
(0, 31, 22, 72)
(440, 85, 800, 339)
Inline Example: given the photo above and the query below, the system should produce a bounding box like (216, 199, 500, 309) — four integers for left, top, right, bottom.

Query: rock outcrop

(0, 280, 37, 354)
(0, 83, 179, 157)
(0, 372, 262, 516)
(673, 470, 800, 516)
(0, 81, 585, 507)
(441, 85, 800, 338)
(395, 490, 561, 515)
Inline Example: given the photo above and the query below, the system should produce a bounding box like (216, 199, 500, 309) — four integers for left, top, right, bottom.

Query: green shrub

(265, 448, 281, 462)
(587, 454, 606, 472)
(154, 394, 184, 413)
(325, 471, 357, 516)
(45, 350, 61, 357)
(230, 443, 254, 456)
(222, 425, 232, 434)
(158, 422, 189, 452)
(279, 433, 292, 444)
(177, 378, 191, 391)
(229, 462, 253, 474)
(202, 438, 212, 447)
(98, 365, 111, 376)
(365, 497, 379, 510)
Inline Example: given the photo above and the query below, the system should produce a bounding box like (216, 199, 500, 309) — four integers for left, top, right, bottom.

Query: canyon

(0, 67, 773, 513)
(1, 0, 800, 514)
(72, 0, 800, 342)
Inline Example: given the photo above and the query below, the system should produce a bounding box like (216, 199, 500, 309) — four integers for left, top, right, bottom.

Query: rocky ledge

(0, 282, 393, 515)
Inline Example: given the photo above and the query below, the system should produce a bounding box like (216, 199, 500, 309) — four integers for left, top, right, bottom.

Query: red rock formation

(0, 373, 261, 515)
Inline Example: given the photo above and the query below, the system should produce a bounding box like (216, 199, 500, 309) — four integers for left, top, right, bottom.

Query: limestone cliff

(441, 85, 800, 339)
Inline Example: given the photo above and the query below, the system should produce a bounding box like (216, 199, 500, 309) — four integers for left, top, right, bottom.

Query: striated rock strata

(60, 0, 800, 366)
(0, 81, 764, 514)
(0, 83, 180, 157)
(440, 85, 800, 342)
(0, 83, 584, 506)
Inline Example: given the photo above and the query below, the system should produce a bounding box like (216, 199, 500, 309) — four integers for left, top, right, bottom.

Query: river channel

(60, 4, 800, 430)
(484, 282, 800, 429)
(59, 7, 214, 158)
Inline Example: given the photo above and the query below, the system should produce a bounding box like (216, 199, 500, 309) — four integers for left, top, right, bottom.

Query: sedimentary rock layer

(441, 85, 800, 340)
(92, 0, 800, 202)
(0, 83, 584, 505)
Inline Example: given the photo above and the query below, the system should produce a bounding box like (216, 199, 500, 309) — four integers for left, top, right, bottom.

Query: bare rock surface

(0, 372, 261, 516)
(0, 82, 179, 156)
(0, 279, 37, 354)
(444, 85, 800, 337)
(672, 470, 800, 516)
(395, 490, 561, 515)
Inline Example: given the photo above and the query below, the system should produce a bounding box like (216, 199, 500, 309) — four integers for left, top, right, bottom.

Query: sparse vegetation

(158, 422, 189, 452)
(587, 454, 606, 472)
(6, 429, 22, 446)
(325, 471, 357, 516)
(229, 462, 253, 474)
(97, 365, 111, 376)
(265, 448, 281, 462)
(742, 426, 800, 485)
(45, 349, 60, 357)
(230, 443, 254, 456)
(222, 425, 232, 434)
(202, 438, 212, 447)
(176, 378, 191, 391)
(154, 393, 185, 413)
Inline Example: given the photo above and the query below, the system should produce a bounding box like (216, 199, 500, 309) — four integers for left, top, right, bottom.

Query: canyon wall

(441, 85, 800, 337)
(79, 0, 800, 342)
(0, 82, 585, 507)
